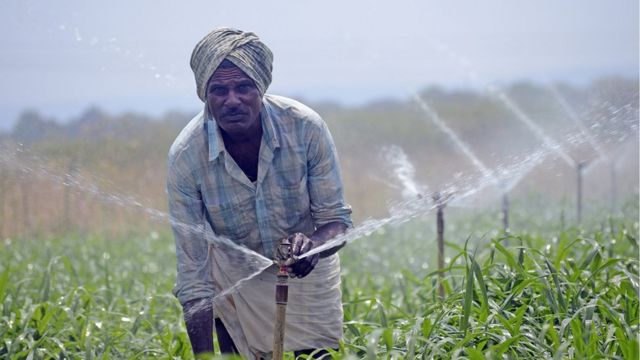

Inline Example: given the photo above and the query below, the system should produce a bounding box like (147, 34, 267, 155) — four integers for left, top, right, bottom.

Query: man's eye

(237, 84, 252, 93)
(209, 87, 227, 96)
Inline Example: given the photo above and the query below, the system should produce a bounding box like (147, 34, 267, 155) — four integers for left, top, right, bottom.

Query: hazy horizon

(1, 0, 638, 130)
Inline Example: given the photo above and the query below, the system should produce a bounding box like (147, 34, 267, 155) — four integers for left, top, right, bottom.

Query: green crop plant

(339, 217, 639, 359)
(0, 214, 638, 359)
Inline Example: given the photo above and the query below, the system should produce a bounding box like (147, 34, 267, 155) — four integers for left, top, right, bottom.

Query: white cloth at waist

(207, 242, 343, 359)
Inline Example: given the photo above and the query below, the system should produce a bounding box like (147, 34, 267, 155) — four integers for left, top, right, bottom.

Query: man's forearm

(310, 221, 348, 258)
(183, 298, 214, 354)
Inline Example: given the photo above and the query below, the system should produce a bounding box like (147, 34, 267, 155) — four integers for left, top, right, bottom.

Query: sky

(0, 0, 637, 130)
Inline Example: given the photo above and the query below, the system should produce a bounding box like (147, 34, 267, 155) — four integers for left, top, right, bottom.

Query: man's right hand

(283, 232, 320, 278)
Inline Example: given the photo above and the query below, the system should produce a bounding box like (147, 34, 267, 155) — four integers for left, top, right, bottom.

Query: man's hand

(285, 232, 319, 278)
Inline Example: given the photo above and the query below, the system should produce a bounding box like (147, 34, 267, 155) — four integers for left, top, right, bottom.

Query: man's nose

(225, 90, 241, 106)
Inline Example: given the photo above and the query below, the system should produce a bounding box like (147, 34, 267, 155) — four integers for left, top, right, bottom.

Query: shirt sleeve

(166, 154, 215, 305)
(306, 119, 353, 229)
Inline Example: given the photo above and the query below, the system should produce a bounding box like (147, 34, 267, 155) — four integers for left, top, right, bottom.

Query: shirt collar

(260, 97, 280, 151)
(206, 98, 280, 162)
(206, 108, 225, 162)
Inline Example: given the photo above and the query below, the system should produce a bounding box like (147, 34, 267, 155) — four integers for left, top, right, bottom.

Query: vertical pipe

(63, 160, 75, 234)
(610, 161, 617, 214)
(20, 179, 31, 237)
(577, 161, 586, 224)
(273, 265, 288, 360)
(8, 182, 16, 237)
(502, 192, 510, 235)
(0, 169, 6, 239)
(435, 193, 445, 298)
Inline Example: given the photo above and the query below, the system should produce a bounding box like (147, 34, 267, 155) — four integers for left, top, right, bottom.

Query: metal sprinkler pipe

(610, 161, 617, 214)
(273, 239, 294, 360)
(273, 264, 288, 360)
(577, 161, 587, 224)
(502, 192, 510, 235)
(432, 192, 446, 298)
(499, 182, 510, 238)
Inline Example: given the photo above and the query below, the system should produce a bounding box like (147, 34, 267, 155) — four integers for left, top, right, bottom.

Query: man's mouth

(222, 113, 246, 121)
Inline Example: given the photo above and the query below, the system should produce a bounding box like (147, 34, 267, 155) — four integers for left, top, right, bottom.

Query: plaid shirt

(167, 94, 352, 305)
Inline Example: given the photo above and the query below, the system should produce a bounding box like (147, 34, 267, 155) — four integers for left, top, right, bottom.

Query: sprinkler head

(432, 190, 454, 208)
(274, 237, 297, 267)
(577, 161, 588, 170)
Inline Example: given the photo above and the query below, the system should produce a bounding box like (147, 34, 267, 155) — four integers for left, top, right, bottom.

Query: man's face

(206, 64, 262, 138)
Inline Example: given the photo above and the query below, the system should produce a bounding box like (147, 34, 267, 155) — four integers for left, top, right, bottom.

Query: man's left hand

(285, 232, 319, 278)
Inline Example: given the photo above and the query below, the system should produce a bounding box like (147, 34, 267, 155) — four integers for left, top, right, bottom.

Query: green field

(1, 209, 638, 359)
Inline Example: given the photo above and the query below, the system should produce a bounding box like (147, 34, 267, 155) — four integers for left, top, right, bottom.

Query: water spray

(550, 84, 616, 222)
(427, 39, 576, 170)
(412, 94, 496, 182)
(490, 88, 576, 168)
(411, 94, 517, 236)
(548, 84, 607, 161)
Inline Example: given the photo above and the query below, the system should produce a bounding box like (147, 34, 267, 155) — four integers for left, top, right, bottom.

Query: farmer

(166, 27, 352, 359)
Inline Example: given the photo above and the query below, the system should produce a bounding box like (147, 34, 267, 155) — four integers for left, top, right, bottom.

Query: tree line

(0, 76, 637, 239)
